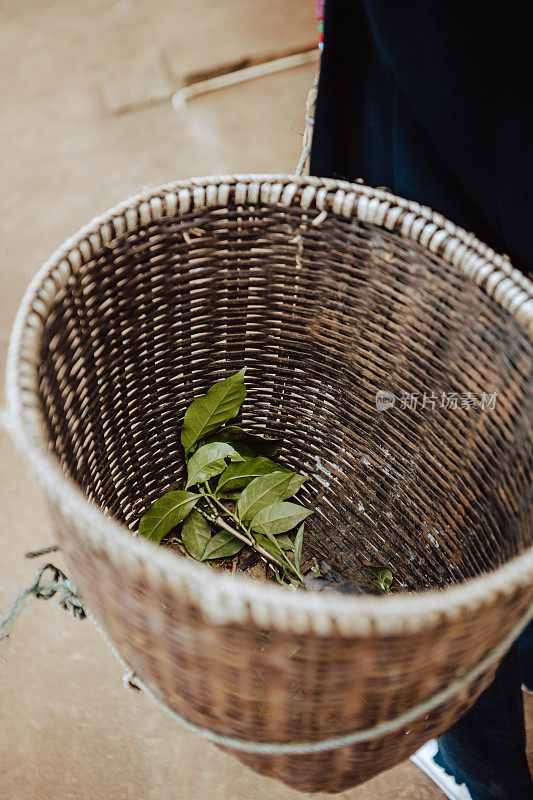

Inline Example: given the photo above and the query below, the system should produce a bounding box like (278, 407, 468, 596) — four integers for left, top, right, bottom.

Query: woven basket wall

(6, 175, 533, 793)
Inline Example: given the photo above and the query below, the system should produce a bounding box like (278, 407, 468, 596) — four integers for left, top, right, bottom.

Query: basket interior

(36, 203, 532, 590)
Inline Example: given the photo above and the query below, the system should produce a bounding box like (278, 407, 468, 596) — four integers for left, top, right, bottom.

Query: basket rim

(5, 173, 533, 638)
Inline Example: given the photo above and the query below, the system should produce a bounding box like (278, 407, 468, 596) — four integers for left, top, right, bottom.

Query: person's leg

(310, 0, 533, 272)
(518, 621, 533, 691)
(311, 3, 533, 797)
(434, 643, 532, 800)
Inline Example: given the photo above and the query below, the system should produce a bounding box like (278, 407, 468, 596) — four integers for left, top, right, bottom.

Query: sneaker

(410, 740, 473, 800)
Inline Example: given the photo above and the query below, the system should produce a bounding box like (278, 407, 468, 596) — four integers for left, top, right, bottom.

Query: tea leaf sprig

(362, 566, 402, 592)
(138, 369, 312, 586)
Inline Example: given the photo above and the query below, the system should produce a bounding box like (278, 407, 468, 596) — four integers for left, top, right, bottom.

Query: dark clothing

(310, 0, 533, 276)
(519, 623, 533, 692)
(435, 642, 532, 800)
(310, 2, 533, 797)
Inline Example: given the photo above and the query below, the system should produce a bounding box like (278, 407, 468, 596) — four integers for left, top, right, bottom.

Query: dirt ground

(0, 2, 531, 798)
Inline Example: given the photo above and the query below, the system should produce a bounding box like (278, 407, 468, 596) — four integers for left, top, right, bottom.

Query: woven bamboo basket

(6, 174, 533, 793)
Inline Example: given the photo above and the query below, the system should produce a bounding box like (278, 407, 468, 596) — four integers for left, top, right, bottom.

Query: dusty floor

(0, 2, 531, 799)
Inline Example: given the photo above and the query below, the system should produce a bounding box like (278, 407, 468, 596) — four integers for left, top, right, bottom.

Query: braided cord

(2, 564, 531, 754)
(295, 74, 319, 176)
(0, 563, 85, 641)
(88, 603, 533, 754)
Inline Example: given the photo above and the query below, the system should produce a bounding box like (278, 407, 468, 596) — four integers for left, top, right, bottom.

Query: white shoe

(410, 740, 473, 800)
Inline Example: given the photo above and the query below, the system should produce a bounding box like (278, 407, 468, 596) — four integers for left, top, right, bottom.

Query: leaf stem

(267, 539, 305, 582)
(247, 520, 305, 581)
(198, 485, 305, 586)
(199, 508, 252, 547)
(199, 488, 219, 516)
(197, 487, 300, 579)
(202, 485, 242, 528)
(199, 507, 290, 571)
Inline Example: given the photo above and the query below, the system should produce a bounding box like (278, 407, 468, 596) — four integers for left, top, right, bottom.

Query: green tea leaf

(276, 533, 295, 551)
(284, 473, 310, 497)
(181, 369, 247, 456)
(236, 472, 294, 522)
(272, 565, 288, 585)
(363, 566, 397, 592)
(240, 460, 309, 498)
(381, 569, 393, 590)
(294, 523, 305, 571)
(202, 426, 281, 457)
(138, 490, 200, 543)
(250, 464, 309, 499)
(250, 502, 312, 536)
(216, 457, 283, 494)
(186, 442, 244, 488)
(201, 531, 244, 560)
(181, 509, 212, 560)
(252, 532, 286, 562)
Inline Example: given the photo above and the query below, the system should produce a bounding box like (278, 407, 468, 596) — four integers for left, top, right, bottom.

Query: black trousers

(310, 3, 533, 798)
(310, 0, 533, 276)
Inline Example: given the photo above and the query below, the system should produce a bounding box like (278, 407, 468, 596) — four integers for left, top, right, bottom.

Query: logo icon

(375, 390, 395, 412)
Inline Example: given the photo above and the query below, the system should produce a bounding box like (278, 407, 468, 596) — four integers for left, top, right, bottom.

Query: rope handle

(0, 562, 85, 641)
(295, 70, 319, 176)
(2, 559, 531, 755)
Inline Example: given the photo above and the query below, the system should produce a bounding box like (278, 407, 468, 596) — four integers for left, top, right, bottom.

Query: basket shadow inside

(37, 203, 532, 592)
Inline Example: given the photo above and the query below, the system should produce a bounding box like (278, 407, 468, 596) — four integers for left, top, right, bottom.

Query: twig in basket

(137, 369, 312, 587)
(198, 509, 287, 574)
